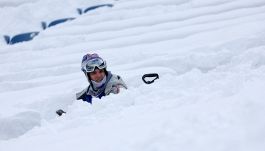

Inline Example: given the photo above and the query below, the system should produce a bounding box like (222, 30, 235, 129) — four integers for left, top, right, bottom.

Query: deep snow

(0, 0, 265, 150)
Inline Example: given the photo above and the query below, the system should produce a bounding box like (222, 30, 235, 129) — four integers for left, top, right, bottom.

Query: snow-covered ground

(0, 0, 265, 150)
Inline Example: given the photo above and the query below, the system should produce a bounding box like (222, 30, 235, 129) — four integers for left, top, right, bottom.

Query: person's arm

(76, 87, 93, 104)
(105, 74, 128, 95)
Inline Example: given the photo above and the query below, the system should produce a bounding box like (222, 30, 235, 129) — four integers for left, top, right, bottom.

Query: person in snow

(76, 53, 127, 103)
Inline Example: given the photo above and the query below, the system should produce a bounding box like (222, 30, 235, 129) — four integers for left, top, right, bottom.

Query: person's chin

(95, 79, 102, 82)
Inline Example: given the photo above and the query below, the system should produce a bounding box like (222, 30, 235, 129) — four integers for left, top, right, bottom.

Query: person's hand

(110, 85, 121, 94)
(104, 75, 128, 95)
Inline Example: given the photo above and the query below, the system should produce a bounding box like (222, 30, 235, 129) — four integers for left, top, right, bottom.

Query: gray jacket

(76, 72, 127, 103)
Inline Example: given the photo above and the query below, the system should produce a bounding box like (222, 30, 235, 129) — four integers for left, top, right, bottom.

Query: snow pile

(0, 0, 265, 151)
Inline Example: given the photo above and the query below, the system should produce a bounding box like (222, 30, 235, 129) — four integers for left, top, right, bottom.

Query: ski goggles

(82, 57, 106, 73)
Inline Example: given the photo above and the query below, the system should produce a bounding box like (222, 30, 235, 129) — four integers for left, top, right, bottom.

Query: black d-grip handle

(142, 73, 159, 84)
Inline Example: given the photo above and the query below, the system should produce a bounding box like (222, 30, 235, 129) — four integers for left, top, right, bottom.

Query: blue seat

(4, 31, 39, 45)
(77, 4, 113, 15)
(41, 17, 75, 30)
(3, 35, 10, 44)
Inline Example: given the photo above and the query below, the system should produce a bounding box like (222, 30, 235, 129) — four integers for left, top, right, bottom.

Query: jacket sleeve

(104, 74, 128, 95)
(76, 87, 93, 104)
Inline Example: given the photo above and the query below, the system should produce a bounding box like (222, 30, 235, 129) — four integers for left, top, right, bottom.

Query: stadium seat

(4, 31, 39, 45)
(41, 17, 75, 30)
(77, 4, 113, 15)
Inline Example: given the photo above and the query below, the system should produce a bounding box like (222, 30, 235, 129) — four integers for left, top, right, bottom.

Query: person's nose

(95, 71, 103, 78)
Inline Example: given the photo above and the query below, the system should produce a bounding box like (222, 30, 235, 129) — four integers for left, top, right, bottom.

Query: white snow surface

(0, 0, 265, 150)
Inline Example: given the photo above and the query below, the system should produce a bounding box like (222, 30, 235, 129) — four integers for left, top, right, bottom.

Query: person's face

(89, 69, 106, 82)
